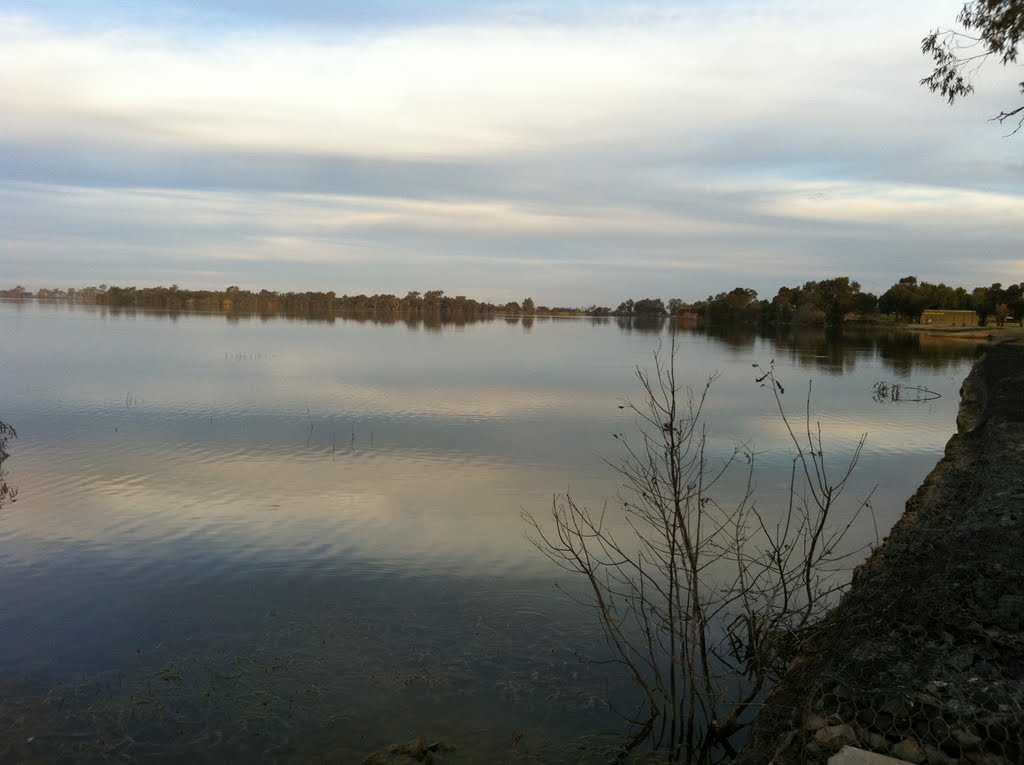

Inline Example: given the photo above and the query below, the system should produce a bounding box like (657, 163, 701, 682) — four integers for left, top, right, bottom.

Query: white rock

(827, 745, 911, 765)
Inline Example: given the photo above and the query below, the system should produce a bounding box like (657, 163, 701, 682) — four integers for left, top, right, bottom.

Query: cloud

(3, 168, 1023, 302)
(760, 180, 1024, 230)
(1, 2, 1023, 302)
(2, 3, 999, 161)
(0, 16, 686, 157)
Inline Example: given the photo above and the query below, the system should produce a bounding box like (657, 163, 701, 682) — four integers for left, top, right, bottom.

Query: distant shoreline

(893, 322, 1024, 342)
(5, 295, 1024, 339)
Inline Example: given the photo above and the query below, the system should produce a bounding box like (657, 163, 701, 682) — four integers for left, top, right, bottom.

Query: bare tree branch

(524, 346, 875, 763)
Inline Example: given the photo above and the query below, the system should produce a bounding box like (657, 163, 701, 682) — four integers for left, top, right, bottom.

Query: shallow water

(0, 301, 983, 761)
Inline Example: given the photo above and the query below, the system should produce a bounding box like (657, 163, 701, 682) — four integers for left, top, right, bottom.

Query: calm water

(0, 301, 982, 762)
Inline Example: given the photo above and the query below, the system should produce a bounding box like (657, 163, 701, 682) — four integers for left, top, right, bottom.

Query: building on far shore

(921, 309, 978, 326)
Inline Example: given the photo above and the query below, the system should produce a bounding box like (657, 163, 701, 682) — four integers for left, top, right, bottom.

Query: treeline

(1, 285, 509, 322)
(3, 275, 1023, 327)
(689, 276, 1024, 328)
(0, 284, 619, 321)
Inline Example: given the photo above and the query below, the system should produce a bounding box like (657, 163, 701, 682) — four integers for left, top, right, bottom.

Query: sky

(1, 0, 1022, 306)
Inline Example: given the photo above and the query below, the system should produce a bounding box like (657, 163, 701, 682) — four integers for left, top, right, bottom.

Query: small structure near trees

(920, 309, 979, 326)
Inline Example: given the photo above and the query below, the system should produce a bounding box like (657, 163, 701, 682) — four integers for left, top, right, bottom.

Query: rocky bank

(736, 341, 1024, 765)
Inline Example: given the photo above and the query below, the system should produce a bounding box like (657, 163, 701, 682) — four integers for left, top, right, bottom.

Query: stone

(891, 738, 927, 763)
(996, 594, 1023, 631)
(879, 696, 914, 720)
(964, 754, 1010, 765)
(951, 727, 983, 751)
(923, 744, 957, 765)
(834, 684, 856, 700)
(946, 648, 975, 671)
(863, 732, 889, 751)
(815, 724, 858, 751)
(804, 711, 829, 731)
(363, 739, 457, 765)
(827, 746, 909, 765)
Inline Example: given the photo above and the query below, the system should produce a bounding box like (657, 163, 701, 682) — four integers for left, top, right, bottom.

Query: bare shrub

(524, 338, 874, 763)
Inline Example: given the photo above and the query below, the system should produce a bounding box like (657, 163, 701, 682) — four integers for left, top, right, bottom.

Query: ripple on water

(0, 304, 983, 760)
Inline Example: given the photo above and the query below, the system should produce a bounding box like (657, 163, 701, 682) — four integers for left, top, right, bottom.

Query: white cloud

(2, 2, 1023, 301)
(0, 16, 683, 156)
(0, 181, 761, 251)
(0, 3, 997, 160)
(754, 180, 1024, 229)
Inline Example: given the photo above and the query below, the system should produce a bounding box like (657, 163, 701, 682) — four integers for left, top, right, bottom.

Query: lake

(0, 300, 983, 762)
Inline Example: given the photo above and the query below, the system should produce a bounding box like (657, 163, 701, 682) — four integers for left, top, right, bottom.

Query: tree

(402, 291, 423, 311)
(994, 302, 1011, 325)
(422, 290, 445, 312)
(615, 299, 636, 316)
(769, 286, 803, 323)
(850, 290, 879, 319)
(973, 282, 1007, 325)
(810, 277, 860, 327)
(922, 1, 1024, 134)
(879, 278, 929, 323)
(972, 286, 992, 325)
(633, 297, 667, 316)
(524, 342, 873, 763)
(522, 297, 536, 315)
(700, 288, 762, 324)
(0, 285, 32, 299)
(1006, 283, 1024, 325)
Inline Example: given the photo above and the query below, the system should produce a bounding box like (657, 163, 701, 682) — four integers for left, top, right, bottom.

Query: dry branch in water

(524, 340, 875, 764)
(872, 381, 941, 404)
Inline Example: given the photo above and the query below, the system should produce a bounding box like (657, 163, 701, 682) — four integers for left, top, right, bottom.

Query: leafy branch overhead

(922, 0, 1024, 134)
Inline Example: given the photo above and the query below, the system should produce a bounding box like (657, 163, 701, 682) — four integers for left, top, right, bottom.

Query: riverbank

(900, 325, 1024, 343)
(736, 341, 1024, 765)
(843, 318, 1024, 343)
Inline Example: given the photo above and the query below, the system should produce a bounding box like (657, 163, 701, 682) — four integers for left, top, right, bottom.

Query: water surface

(0, 301, 983, 761)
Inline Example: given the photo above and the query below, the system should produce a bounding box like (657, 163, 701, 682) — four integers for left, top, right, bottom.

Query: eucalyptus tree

(922, 0, 1024, 133)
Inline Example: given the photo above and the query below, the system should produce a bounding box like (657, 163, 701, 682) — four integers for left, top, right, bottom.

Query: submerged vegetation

(871, 381, 942, 404)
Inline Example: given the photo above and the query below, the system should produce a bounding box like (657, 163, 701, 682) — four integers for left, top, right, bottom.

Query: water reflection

(0, 301, 984, 760)
(615, 315, 667, 334)
(15, 301, 986, 380)
(700, 323, 984, 376)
